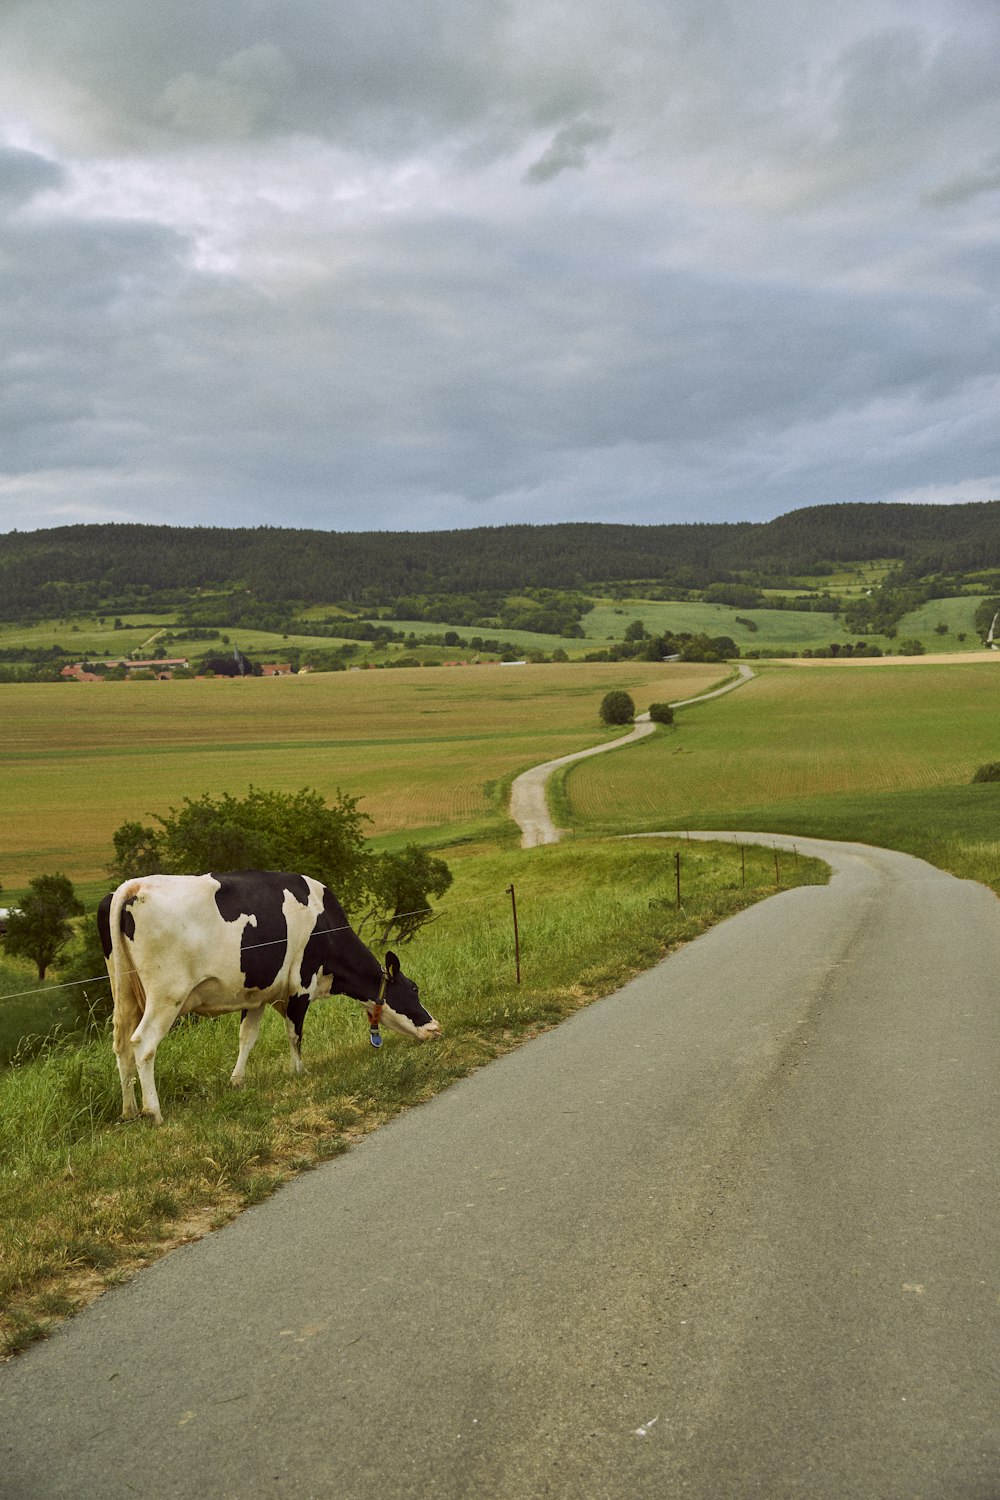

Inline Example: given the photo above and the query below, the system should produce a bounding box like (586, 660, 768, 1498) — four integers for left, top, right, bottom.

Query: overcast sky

(1, 0, 998, 535)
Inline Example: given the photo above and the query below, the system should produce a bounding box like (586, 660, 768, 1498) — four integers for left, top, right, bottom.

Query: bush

(648, 702, 674, 726)
(599, 690, 635, 726)
(972, 763, 1000, 783)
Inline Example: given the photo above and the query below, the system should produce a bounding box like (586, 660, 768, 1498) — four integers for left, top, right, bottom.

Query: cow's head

(365, 951, 441, 1043)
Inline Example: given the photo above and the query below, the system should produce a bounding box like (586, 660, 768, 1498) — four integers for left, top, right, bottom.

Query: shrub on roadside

(648, 702, 674, 726)
(599, 690, 635, 725)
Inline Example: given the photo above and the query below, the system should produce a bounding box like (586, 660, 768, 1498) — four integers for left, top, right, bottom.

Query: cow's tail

(108, 881, 147, 1056)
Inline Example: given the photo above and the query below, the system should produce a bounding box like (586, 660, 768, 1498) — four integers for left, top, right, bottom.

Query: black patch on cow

(297, 885, 352, 992)
(120, 896, 137, 943)
(286, 991, 310, 1045)
(210, 871, 311, 992)
(97, 894, 113, 960)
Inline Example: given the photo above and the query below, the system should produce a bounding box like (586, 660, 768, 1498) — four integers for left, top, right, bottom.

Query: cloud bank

(1, 0, 999, 533)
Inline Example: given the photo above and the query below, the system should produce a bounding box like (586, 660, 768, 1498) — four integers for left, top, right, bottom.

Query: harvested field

(1, 661, 727, 887)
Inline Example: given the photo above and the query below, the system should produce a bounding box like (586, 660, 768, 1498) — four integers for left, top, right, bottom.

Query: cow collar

(369, 970, 388, 1048)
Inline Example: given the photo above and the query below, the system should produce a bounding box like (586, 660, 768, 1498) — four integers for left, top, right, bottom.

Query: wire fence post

(740, 844, 746, 887)
(506, 883, 521, 984)
(675, 850, 682, 909)
(774, 845, 781, 884)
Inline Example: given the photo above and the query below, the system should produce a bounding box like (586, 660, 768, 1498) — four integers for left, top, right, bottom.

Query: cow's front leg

(231, 1004, 266, 1088)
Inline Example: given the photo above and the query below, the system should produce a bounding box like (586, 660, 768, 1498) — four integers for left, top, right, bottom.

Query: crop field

(559, 661, 1000, 835)
(0, 660, 726, 892)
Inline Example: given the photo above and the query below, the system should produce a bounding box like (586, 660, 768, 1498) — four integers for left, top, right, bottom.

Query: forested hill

(2, 501, 1000, 619)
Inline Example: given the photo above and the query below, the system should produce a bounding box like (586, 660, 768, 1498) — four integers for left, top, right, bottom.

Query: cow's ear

(385, 951, 400, 978)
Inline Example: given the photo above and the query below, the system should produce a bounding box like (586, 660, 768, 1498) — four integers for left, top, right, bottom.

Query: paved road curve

(3, 834, 999, 1499)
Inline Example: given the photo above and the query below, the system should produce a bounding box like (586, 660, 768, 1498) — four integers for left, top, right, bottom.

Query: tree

(108, 786, 453, 931)
(599, 690, 635, 725)
(156, 786, 373, 911)
(3, 874, 84, 981)
(107, 820, 163, 882)
(972, 762, 1000, 783)
(363, 846, 454, 945)
(648, 702, 674, 726)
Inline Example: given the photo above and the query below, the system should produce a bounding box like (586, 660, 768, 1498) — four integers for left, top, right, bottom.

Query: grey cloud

(524, 120, 613, 183)
(0, 147, 65, 206)
(924, 155, 1000, 207)
(1, 1, 1000, 533)
(156, 43, 296, 139)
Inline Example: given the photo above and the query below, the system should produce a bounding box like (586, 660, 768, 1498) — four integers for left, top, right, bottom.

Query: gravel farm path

(509, 662, 755, 847)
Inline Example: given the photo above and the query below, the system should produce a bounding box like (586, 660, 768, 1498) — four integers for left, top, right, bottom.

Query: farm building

(60, 658, 190, 680)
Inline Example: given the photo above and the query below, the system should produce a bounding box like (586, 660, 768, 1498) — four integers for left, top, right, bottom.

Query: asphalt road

(3, 834, 999, 1499)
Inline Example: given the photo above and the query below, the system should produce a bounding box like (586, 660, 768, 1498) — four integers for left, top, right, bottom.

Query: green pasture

(0, 615, 180, 655)
(1, 588, 992, 668)
(893, 594, 982, 648)
(582, 599, 845, 653)
(556, 660, 1000, 890)
(765, 561, 896, 597)
(0, 661, 727, 893)
(0, 615, 388, 667)
(0, 957, 82, 1068)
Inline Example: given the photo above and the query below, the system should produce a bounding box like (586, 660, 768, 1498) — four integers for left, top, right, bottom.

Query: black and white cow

(98, 870, 440, 1124)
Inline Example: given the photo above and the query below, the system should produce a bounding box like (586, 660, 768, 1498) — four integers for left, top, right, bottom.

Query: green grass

(0, 834, 826, 1356)
(555, 661, 1000, 894)
(582, 599, 846, 653)
(648, 782, 1000, 891)
(893, 595, 983, 649)
(0, 958, 85, 1067)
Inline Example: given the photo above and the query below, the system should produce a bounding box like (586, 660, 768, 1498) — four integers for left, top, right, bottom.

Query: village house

(60, 658, 190, 681)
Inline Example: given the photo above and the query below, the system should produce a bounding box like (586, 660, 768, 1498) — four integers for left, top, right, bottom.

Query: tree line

(4, 501, 1000, 621)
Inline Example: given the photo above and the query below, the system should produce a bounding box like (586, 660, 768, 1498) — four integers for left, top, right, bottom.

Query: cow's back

(114, 871, 328, 1013)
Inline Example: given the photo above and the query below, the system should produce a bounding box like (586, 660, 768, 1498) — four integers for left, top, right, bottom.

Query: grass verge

(634, 781, 1000, 895)
(0, 834, 826, 1358)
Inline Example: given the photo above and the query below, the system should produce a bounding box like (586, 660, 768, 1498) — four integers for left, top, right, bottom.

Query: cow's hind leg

(114, 1034, 140, 1120)
(112, 987, 143, 1121)
(230, 1004, 266, 1088)
(129, 1000, 178, 1125)
(284, 993, 310, 1077)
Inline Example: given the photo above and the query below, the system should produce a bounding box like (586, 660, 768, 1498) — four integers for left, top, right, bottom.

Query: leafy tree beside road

(599, 690, 636, 726)
(3, 875, 84, 981)
(106, 786, 451, 946)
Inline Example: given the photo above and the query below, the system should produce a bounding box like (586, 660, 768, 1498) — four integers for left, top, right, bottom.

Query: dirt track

(765, 650, 1000, 666)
